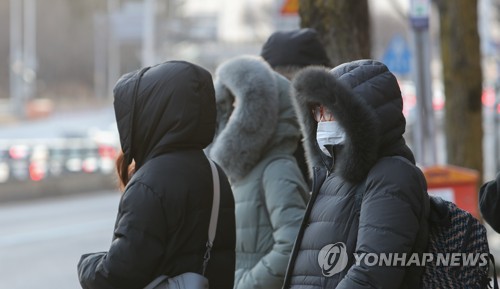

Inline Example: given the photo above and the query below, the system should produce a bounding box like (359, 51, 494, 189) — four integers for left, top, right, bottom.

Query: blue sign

(409, 0, 430, 29)
(382, 34, 412, 76)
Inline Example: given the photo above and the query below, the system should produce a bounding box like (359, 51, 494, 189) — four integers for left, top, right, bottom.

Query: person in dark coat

(479, 172, 500, 233)
(282, 60, 430, 289)
(77, 61, 236, 289)
(260, 28, 331, 188)
(260, 28, 330, 80)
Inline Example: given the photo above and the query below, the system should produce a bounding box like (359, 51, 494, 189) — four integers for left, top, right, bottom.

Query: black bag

(143, 273, 208, 289)
(354, 156, 498, 289)
(421, 196, 498, 289)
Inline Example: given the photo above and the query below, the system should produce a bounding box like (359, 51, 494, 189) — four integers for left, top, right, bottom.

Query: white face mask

(316, 121, 346, 156)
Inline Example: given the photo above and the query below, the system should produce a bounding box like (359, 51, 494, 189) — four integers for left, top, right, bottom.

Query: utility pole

(9, 0, 38, 118)
(23, 0, 37, 102)
(409, 0, 436, 166)
(107, 0, 120, 97)
(9, 0, 24, 117)
(142, 0, 157, 67)
(94, 14, 108, 99)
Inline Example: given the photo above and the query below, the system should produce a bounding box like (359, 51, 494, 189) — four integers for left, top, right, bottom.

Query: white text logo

(353, 252, 489, 267)
(318, 242, 349, 277)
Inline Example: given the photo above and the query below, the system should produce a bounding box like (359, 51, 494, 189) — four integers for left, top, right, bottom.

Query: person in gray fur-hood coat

(282, 60, 430, 289)
(208, 55, 309, 289)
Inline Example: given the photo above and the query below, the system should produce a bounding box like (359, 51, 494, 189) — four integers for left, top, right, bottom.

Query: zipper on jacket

(282, 166, 327, 289)
(318, 145, 335, 177)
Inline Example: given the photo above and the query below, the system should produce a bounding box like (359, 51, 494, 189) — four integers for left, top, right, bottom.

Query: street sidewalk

(0, 173, 117, 204)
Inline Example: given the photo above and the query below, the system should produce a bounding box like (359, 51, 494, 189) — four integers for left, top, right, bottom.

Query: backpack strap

(202, 159, 220, 276)
(489, 253, 499, 289)
(355, 156, 430, 289)
(429, 196, 452, 227)
(283, 165, 327, 289)
(390, 155, 431, 288)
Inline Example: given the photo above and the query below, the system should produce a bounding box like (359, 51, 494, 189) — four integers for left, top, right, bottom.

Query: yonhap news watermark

(318, 242, 489, 277)
(352, 252, 489, 267)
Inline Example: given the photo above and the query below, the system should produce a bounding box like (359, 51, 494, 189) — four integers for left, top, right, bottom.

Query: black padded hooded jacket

(78, 61, 236, 289)
(283, 60, 429, 289)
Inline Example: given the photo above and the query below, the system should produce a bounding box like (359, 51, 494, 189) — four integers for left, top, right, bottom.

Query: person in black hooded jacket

(77, 61, 236, 289)
(282, 60, 430, 289)
(479, 172, 500, 233)
(260, 28, 331, 188)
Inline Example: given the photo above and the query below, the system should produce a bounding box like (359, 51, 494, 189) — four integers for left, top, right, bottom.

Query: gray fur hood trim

(209, 56, 279, 181)
(291, 66, 380, 183)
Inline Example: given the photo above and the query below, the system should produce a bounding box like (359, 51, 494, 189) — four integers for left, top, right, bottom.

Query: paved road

(0, 191, 120, 289)
(0, 109, 498, 289)
(0, 189, 499, 289)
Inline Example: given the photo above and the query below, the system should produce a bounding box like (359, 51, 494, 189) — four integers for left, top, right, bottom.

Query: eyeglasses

(312, 105, 334, 122)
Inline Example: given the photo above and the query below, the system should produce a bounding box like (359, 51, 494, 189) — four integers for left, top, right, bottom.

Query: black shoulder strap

(490, 254, 499, 289)
(282, 166, 327, 289)
(202, 159, 220, 276)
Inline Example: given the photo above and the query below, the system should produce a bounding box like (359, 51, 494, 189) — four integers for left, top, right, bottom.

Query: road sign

(410, 0, 430, 29)
(281, 0, 298, 15)
(382, 34, 412, 76)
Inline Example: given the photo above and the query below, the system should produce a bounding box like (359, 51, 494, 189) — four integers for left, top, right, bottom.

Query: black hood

(260, 28, 330, 68)
(113, 60, 216, 168)
(291, 59, 414, 183)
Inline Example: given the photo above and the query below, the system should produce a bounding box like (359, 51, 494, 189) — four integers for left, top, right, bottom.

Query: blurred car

(8, 144, 31, 181)
(0, 146, 9, 183)
(0, 135, 120, 184)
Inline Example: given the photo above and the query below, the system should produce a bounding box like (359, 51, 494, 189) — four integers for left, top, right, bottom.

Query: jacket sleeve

(77, 182, 167, 289)
(337, 158, 427, 289)
(479, 172, 500, 233)
(235, 158, 308, 289)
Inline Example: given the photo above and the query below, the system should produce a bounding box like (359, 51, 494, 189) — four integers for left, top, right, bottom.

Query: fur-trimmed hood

(291, 59, 414, 183)
(208, 56, 301, 182)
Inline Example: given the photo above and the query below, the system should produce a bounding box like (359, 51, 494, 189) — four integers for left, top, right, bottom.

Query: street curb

(0, 173, 118, 204)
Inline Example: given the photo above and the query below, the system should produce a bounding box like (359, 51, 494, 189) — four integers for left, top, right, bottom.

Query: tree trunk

(436, 0, 484, 180)
(298, 0, 370, 66)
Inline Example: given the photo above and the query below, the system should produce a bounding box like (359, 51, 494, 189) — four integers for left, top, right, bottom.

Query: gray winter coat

(283, 60, 430, 289)
(209, 56, 309, 289)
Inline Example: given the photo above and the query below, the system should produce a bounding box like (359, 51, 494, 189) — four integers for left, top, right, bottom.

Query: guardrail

(0, 136, 121, 202)
(0, 172, 118, 203)
(0, 137, 120, 184)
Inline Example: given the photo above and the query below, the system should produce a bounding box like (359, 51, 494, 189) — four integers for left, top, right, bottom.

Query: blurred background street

(1, 0, 500, 288)
(0, 192, 119, 289)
